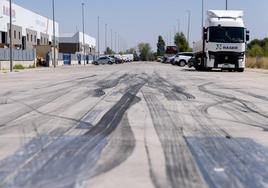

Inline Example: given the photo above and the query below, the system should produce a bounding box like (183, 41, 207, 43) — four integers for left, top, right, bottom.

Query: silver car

(93, 56, 115, 65)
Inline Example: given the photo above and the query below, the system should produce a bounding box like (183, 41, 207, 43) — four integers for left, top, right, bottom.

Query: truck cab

(193, 10, 250, 72)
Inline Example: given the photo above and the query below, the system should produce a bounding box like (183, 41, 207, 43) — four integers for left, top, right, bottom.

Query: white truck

(122, 54, 134, 62)
(192, 10, 250, 72)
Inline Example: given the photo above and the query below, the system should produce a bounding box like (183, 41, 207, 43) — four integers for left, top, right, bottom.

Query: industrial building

(0, 0, 59, 50)
(59, 32, 96, 54)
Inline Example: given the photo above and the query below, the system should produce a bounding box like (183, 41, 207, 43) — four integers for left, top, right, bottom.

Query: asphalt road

(0, 62, 268, 188)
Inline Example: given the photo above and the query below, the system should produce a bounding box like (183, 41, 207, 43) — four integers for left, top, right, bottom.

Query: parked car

(174, 52, 194, 66)
(165, 55, 176, 64)
(163, 46, 179, 63)
(93, 56, 115, 65)
(109, 55, 123, 64)
(157, 56, 163, 62)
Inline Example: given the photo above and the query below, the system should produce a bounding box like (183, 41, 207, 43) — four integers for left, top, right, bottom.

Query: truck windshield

(209, 27, 245, 43)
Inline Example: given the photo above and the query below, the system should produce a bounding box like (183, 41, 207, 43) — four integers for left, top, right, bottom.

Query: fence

(0, 49, 35, 61)
(58, 53, 96, 65)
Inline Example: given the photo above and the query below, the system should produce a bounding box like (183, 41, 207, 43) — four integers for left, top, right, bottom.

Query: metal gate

(63, 54, 71, 65)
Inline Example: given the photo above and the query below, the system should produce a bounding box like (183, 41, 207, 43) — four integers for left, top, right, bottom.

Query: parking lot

(0, 62, 268, 188)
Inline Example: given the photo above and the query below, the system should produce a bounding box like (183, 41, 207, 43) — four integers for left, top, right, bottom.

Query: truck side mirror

(203, 28, 208, 41)
(246, 30, 250, 41)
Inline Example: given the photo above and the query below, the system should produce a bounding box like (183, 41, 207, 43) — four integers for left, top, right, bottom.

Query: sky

(13, 0, 268, 52)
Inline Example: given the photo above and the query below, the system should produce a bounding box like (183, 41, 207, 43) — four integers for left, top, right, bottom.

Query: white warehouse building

(59, 32, 96, 54)
(0, 0, 59, 50)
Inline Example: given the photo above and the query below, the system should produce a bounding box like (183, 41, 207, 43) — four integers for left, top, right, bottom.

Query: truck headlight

(238, 55, 244, 60)
(209, 54, 215, 59)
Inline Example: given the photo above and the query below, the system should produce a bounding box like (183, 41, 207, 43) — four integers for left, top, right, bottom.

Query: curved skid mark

(0, 75, 147, 188)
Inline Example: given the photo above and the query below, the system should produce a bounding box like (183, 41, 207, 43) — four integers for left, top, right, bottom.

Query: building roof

(0, 0, 59, 39)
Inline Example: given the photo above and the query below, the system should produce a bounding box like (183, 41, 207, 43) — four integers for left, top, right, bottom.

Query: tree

(104, 47, 114, 55)
(138, 43, 153, 61)
(247, 44, 264, 57)
(247, 38, 268, 57)
(157, 36, 166, 56)
(174, 32, 190, 52)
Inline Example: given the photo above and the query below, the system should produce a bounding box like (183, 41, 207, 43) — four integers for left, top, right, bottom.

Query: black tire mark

(218, 105, 268, 132)
(0, 73, 103, 130)
(92, 74, 129, 97)
(186, 137, 268, 188)
(198, 82, 268, 119)
(0, 75, 97, 101)
(174, 82, 268, 187)
(215, 85, 268, 102)
(142, 91, 206, 188)
(90, 111, 137, 177)
(197, 84, 268, 131)
(0, 75, 147, 188)
(147, 73, 195, 101)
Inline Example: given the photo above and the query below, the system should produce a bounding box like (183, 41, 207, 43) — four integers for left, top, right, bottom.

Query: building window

(14, 30, 16, 39)
(31, 34, 33, 42)
(34, 35, 36, 43)
(19, 32, 21, 40)
(27, 34, 29, 41)
(41, 37, 43, 44)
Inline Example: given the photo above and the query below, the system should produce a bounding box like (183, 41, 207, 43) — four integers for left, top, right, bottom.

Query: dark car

(109, 55, 123, 64)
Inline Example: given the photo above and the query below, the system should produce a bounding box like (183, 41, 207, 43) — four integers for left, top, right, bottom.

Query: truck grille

(208, 51, 244, 68)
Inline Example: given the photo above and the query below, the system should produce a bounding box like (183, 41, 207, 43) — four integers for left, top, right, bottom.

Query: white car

(165, 55, 176, 64)
(174, 52, 193, 66)
(93, 56, 115, 65)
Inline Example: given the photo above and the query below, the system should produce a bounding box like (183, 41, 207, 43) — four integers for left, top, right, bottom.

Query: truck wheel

(237, 68, 245, 72)
(179, 60, 186, 67)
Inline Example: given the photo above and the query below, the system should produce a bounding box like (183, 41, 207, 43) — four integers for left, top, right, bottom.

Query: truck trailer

(192, 10, 249, 72)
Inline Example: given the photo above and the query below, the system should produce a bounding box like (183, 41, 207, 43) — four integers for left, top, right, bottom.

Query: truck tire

(237, 68, 245, 72)
(179, 60, 186, 67)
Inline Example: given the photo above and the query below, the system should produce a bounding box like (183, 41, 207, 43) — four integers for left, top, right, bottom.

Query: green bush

(28, 64, 36, 69)
(13, 64, 25, 70)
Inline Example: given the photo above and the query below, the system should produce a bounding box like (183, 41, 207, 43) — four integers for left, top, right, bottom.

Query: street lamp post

(177, 19, 180, 33)
(97, 16, 100, 57)
(226, 0, 228, 10)
(202, 0, 204, 29)
(118, 33, 120, 53)
(187, 10, 191, 44)
(52, 0, 57, 68)
(169, 30, 172, 45)
(82, 3, 86, 65)
(105, 24, 107, 52)
(115, 32, 117, 53)
(111, 28, 113, 52)
(9, 0, 12, 72)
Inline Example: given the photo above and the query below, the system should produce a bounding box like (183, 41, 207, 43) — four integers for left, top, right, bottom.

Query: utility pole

(52, 0, 57, 68)
(202, 0, 204, 29)
(82, 3, 85, 65)
(177, 19, 180, 33)
(173, 26, 176, 39)
(97, 16, 100, 57)
(187, 10, 191, 44)
(226, 0, 228, 10)
(118, 33, 120, 53)
(111, 28, 113, 52)
(169, 30, 172, 45)
(115, 31, 117, 53)
(105, 24, 107, 52)
(9, 0, 12, 72)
